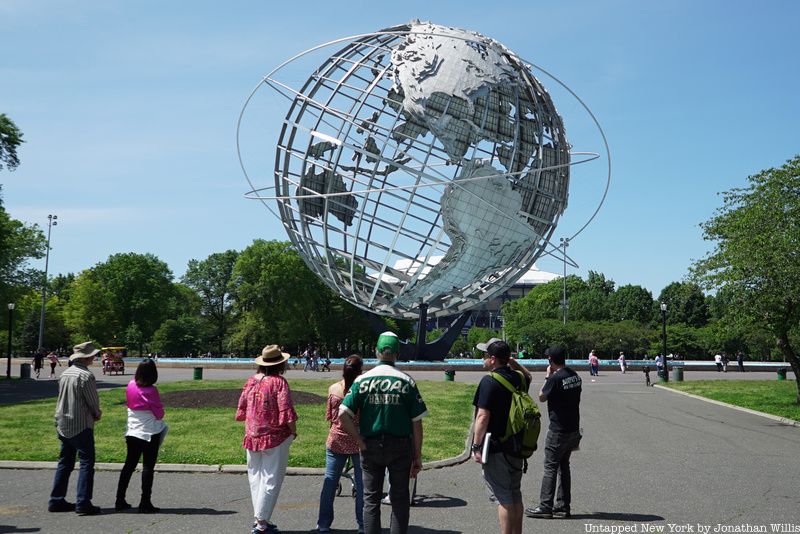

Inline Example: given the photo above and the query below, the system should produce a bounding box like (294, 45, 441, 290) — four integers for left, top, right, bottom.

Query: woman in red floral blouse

(236, 345, 297, 534)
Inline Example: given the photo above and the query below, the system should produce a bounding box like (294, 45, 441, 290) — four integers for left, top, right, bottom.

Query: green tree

(656, 282, 708, 327)
(466, 327, 501, 357)
(150, 316, 203, 357)
(692, 155, 800, 402)
(610, 284, 654, 323)
(182, 250, 239, 355)
(569, 290, 611, 321)
(586, 271, 615, 295)
(504, 275, 587, 323)
(570, 271, 615, 322)
(0, 188, 45, 306)
(232, 240, 328, 349)
(18, 293, 70, 353)
(63, 253, 176, 344)
(123, 323, 144, 355)
(0, 114, 24, 172)
(63, 273, 117, 343)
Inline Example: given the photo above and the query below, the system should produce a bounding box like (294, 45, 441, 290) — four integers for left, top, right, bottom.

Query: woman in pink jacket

(116, 358, 167, 513)
(236, 345, 297, 534)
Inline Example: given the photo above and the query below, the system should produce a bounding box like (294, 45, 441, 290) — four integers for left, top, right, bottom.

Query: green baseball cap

(376, 331, 400, 354)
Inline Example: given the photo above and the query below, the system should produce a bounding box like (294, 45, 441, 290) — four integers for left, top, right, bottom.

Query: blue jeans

(361, 434, 412, 534)
(50, 428, 95, 508)
(538, 429, 581, 511)
(317, 448, 364, 531)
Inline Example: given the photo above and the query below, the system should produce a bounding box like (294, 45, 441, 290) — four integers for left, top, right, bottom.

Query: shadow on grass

(0, 380, 124, 406)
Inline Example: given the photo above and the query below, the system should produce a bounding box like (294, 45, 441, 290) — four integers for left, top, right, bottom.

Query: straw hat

(70, 341, 100, 362)
(254, 345, 290, 366)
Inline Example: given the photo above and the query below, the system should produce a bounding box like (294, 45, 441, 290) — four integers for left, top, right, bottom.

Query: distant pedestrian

(714, 353, 723, 372)
(588, 351, 599, 377)
(32, 349, 45, 379)
(317, 355, 365, 533)
(617, 352, 626, 374)
(49, 342, 102, 515)
(721, 353, 729, 373)
(115, 358, 167, 513)
(655, 354, 665, 378)
(236, 345, 296, 534)
(47, 351, 62, 379)
(737, 351, 745, 373)
(643, 366, 651, 387)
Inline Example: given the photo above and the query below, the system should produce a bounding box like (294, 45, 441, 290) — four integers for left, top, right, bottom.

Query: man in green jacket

(339, 332, 427, 534)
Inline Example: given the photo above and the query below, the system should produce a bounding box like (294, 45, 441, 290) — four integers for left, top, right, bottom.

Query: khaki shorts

(482, 452, 524, 505)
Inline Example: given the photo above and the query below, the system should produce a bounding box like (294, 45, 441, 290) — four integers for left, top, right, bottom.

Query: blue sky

(2, 0, 799, 298)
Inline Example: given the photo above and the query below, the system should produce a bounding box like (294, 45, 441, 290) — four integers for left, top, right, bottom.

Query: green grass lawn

(664, 380, 800, 422)
(0, 379, 476, 467)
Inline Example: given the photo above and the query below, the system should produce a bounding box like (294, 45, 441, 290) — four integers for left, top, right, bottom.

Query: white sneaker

(381, 495, 391, 505)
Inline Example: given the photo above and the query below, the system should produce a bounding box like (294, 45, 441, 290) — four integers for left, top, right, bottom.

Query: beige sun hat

(254, 345, 291, 366)
(70, 341, 100, 362)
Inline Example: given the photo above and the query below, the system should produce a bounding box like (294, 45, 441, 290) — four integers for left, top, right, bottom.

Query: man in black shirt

(526, 346, 581, 519)
(472, 338, 532, 534)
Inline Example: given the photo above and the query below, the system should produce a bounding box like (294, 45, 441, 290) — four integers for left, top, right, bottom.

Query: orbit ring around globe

(237, 22, 611, 319)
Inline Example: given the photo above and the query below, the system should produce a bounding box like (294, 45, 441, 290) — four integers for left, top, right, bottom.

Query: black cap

(544, 346, 566, 361)
(487, 340, 510, 359)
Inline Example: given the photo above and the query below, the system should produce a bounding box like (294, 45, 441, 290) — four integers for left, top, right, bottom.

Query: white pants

(247, 437, 293, 522)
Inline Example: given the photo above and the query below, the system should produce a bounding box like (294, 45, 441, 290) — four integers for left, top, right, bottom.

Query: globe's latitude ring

(238, 21, 610, 320)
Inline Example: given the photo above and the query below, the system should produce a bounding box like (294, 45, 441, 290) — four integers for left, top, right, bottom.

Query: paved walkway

(1, 368, 799, 533)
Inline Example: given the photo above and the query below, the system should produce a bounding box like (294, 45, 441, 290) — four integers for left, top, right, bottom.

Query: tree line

(2, 241, 382, 358)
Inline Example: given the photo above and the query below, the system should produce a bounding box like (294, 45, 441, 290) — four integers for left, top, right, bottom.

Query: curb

(0, 410, 477, 475)
(0, 433, 473, 475)
(0, 455, 470, 474)
(654, 385, 800, 427)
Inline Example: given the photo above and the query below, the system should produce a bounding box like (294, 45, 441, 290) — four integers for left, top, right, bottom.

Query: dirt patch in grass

(161, 389, 326, 408)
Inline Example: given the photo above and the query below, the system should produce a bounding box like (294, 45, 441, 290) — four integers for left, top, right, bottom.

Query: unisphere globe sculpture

(248, 21, 576, 320)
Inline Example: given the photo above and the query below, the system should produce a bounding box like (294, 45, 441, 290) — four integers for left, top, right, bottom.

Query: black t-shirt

(540, 367, 581, 432)
(473, 366, 532, 453)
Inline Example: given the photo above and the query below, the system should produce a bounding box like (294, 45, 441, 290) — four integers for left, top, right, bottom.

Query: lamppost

(560, 237, 570, 324)
(497, 313, 505, 341)
(5, 303, 14, 379)
(660, 302, 668, 383)
(37, 214, 57, 351)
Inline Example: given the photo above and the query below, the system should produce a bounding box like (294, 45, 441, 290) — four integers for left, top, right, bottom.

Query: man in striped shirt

(48, 342, 103, 515)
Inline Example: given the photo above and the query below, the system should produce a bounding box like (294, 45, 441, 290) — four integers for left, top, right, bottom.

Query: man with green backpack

(472, 338, 538, 534)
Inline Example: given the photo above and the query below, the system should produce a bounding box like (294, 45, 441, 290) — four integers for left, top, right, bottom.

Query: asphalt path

(1, 366, 798, 533)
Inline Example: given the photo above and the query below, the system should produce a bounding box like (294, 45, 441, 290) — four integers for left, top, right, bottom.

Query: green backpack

(490, 371, 541, 459)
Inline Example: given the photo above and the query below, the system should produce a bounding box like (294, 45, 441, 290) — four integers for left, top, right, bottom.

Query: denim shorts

(482, 452, 524, 505)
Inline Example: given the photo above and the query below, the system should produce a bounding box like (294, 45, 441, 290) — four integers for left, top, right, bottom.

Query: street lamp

(497, 312, 505, 341)
(660, 302, 668, 383)
(560, 237, 570, 324)
(6, 303, 15, 379)
(37, 214, 57, 351)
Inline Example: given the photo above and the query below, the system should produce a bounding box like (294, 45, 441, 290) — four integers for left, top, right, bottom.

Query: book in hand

(481, 432, 492, 464)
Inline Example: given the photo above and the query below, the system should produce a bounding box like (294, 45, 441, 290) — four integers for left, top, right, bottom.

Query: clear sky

(2, 0, 799, 298)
